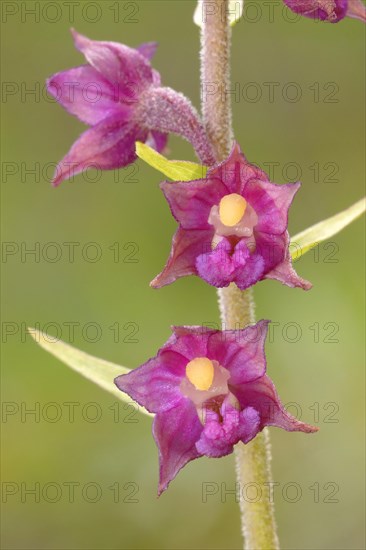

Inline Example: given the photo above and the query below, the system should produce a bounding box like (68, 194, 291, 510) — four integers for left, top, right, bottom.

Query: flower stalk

(200, 1, 280, 548)
(141, 87, 216, 166)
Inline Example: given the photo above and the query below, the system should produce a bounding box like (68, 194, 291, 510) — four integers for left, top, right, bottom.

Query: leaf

(136, 142, 207, 181)
(194, 0, 244, 28)
(29, 328, 152, 417)
(290, 197, 365, 261)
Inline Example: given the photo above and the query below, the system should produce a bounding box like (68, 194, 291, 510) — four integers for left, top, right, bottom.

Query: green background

(2, 1, 365, 549)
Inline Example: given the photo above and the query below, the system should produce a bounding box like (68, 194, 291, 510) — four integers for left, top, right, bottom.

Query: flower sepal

(283, 0, 366, 23)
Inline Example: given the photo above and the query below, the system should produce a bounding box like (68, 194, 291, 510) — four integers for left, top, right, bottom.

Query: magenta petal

(283, 0, 348, 21)
(47, 65, 128, 125)
(245, 180, 301, 235)
(52, 115, 145, 186)
(168, 326, 211, 361)
(263, 233, 312, 290)
(233, 374, 318, 434)
(160, 177, 226, 229)
(265, 257, 312, 290)
(71, 29, 153, 95)
(208, 142, 269, 195)
(151, 69, 162, 87)
(254, 231, 287, 273)
(146, 130, 168, 153)
(153, 401, 203, 495)
(208, 320, 269, 384)
(114, 351, 186, 414)
(346, 0, 366, 21)
(151, 228, 213, 288)
(137, 42, 158, 61)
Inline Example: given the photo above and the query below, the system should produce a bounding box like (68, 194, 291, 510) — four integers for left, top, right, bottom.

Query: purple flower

(152, 142, 311, 291)
(283, 0, 366, 22)
(115, 321, 317, 495)
(47, 30, 214, 186)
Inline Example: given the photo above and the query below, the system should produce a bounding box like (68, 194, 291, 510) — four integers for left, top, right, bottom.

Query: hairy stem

(200, 1, 279, 548)
(200, 0, 233, 158)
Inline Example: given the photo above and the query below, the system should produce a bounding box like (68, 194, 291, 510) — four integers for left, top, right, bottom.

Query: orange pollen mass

(185, 357, 214, 391)
(219, 193, 247, 227)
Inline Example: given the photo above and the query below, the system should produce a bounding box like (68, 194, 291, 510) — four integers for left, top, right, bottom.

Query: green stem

(200, 2, 279, 548)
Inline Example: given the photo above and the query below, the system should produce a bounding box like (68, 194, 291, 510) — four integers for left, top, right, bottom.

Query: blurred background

(2, 1, 365, 549)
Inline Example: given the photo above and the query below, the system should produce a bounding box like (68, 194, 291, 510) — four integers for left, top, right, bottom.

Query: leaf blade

(136, 142, 207, 181)
(29, 328, 152, 416)
(291, 197, 365, 260)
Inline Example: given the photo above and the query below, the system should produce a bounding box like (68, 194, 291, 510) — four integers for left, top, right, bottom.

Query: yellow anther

(219, 193, 247, 227)
(185, 357, 214, 391)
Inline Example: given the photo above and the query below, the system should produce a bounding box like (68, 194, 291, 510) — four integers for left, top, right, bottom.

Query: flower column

(200, 1, 279, 548)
